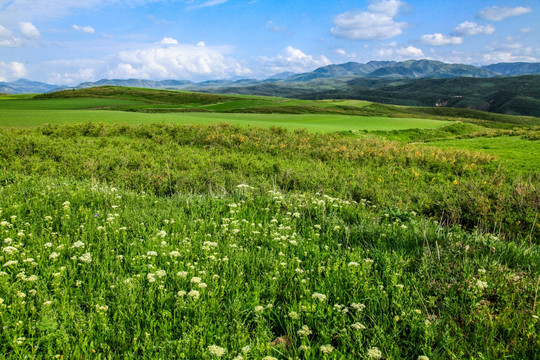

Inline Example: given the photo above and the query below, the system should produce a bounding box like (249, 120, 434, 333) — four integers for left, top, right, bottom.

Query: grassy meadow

(0, 87, 539, 359)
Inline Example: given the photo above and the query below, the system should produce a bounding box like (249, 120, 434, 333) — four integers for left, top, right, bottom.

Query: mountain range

(1, 60, 540, 117)
(1, 60, 539, 95)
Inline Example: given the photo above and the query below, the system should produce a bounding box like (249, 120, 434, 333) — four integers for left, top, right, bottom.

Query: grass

(0, 87, 538, 358)
(426, 136, 540, 176)
(0, 122, 538, 359)
(0, 109, 452, 132)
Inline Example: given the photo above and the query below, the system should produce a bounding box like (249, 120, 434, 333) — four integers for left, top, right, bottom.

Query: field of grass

(0, 109, 451, 132)
(0, 87, 539, 359)
(426, 136, 540, 176)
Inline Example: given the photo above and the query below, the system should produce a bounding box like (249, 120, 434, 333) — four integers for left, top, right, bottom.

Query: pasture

(0, 87, 538, 359)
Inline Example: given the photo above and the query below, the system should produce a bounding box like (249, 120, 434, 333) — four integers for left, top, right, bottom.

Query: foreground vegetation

(1, 88, 539, 358)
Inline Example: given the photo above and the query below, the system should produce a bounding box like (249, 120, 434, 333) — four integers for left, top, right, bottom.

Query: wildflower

(367, 347, 382, 359)
(79, 253, 92, 263)
(71, 241, 85, 248)
(297, 325, 312, 337)
(17, 291, 26, 298)
(147, 251, 158, 257)
(147, 273, 156, 283)
(155, 270, 166, 278)
(208, 345, 227, 357)
(44, 242, 53, 248)
(476, 280, 488, 290)
(312, 292, 327, 302)
(169, 251, 181, 257)
(198, 282, 207, 289)
(254, 305, 265, 313)
(418, 356, 430, 360)
(241, 345, 251, 354)
(351, 323, 366, 330)
(299, 345, 310, 351)
(49, 252, 60, 259)
(288, 311, 299, 319)
(3, 260, 19, 267)
(191, 276, 202, 283)
(16, 337, 26, 345)
(177, 271, 188, 278)
(157, 230, 167, 238)
(320, 344, 334, 354)
(348, 261, 359, 267)
(2, 246, 17, 254)
(188, 290, 200, 299)
(3, 238, 12, 244)
(177, 290, 186, 297)
(261, 357, 277, 360)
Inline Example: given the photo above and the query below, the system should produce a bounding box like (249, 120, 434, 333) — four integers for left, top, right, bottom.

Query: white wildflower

(320, 344, 334, 354)
(311, 292, 327, 302)
(79, 253, 92, 263)
(367, 347, 382, 359)
(71, 241, 85, 248)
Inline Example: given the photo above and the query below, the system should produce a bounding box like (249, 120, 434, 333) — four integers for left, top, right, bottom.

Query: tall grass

(1, 122, 538, 239)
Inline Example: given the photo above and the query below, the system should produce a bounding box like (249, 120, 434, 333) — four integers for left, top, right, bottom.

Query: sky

(0, 0, 538, 84)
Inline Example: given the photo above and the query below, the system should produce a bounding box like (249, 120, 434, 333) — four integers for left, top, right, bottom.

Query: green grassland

(0, 87, 539, 359)
(0, 109, 451, 132)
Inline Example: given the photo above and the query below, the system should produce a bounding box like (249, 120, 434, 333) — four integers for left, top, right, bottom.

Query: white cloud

(367, 0, 404, 17)
(0, 26, 13, 39)
(158, 37, 179, 45)
(72, 25, 96, 34)
(375, 44, 424, 60)
(107, 41, 251, 81)
(0, 61, 27, 81)
(395, 45, 423, 58)
(477, 6, 532, 21)
(0, 25, 22, 47)
(19, 22, 40, 39)
(453, 22, 495, 36)
(421, 33, 463, 46)
(188, 0, 228, 9)
(256, 46, 331, 74)
(482, 51, 538, 64)
(330, 0, 407, 41)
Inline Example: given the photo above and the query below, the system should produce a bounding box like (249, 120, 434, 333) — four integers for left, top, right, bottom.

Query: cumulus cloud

(107, 41, 251, 81)
(395, 45, 423, 57)
(158, 37, 179, 45)
(72, 25, 96, 34)
(375, 44, 424, 59)
(367, 0, 404, 17)
(421, 33, 462, 46)
(256, 46, 331, 74)
(478, 6, 532, 21)
(453, 22, 495, 36)
(19, 22, 40, 39)
(0, 61, 27, 81)
(330, 0, 407, 41)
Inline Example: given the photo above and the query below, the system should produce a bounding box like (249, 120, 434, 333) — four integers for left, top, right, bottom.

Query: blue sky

(0, 0, 538, 84)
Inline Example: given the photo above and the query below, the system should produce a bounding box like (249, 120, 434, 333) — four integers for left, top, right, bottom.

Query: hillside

(211, 75, 540, 117)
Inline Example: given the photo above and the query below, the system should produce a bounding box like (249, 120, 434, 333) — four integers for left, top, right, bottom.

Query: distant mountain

(0, 79, 60, 94)
(69, 78, 193, 90)
(287, 60, 497, 82)
(482, 62, 540, 76)
(267, 71, 296, 80)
